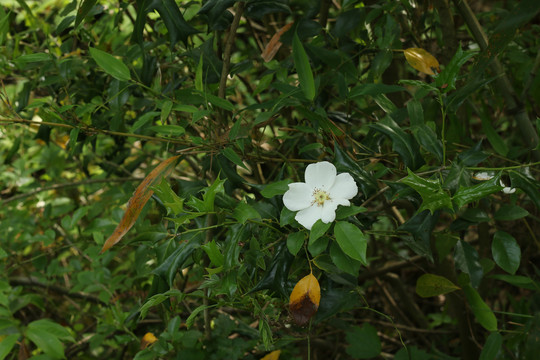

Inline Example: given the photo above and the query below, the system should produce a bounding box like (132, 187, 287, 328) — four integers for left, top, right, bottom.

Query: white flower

(283, 161, 358, 230)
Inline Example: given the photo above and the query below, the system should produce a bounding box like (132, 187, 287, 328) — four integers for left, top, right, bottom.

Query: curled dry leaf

(100, 155, 181, 253)
(289, 273, 320, 326)
(140, 332, 158, 349)
(404, 47, 440, 75)
(260, 350, 281, 360)
(261, 22, 293, 62)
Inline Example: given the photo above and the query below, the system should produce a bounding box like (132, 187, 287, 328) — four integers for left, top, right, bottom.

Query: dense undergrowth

(1, 0, 540, 359)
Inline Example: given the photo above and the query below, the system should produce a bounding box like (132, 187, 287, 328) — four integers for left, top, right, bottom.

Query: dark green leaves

(492, 231, 521, 274)
(453, 174, 503, 209)
(345, 324, 381, 359)
(370, 117, 425, 170)
(292, 31, 315, 101)
(463, 284, 497, 331)
(402, 170, 452, 213)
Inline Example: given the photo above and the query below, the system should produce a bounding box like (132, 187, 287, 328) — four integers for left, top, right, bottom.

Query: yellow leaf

(140, 332, 158, 349)
(289, 273, 320, 326)
(100, 155, 181, 253)
(404, 48, 440, 75)
(261, 350, 281, 360)
(261, 23, 293, 62)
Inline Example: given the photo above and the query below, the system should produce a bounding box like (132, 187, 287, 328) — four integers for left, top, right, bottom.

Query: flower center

(312, 188, 331, 206)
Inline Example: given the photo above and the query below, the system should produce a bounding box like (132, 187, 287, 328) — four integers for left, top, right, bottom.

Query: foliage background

(1, 0, 540, 359)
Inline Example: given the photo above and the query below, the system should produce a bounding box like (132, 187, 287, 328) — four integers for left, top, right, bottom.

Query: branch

(218, 1, 245, 103)
(9, 276, 106, 305)
(2, 177, 143, 204)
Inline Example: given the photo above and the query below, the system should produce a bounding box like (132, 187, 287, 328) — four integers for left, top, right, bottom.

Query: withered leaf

(261, 22, 293, 62)
(404, 47, 440, 75)
(100, 155, 181, 253)
(260, 350, 281, 360)
(289, 273, 320, 326)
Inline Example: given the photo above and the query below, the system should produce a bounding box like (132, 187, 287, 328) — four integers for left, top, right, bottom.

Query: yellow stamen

(312, 188, 330, 206)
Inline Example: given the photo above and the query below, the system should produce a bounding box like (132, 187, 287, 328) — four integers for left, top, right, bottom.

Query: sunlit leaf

(416, 273, 460, 298)
(140, 332, 158, 349)
(100, 155, 181, 253)
(334, 221, 367, 265)
(89, 47, 131, 82)
(289, 273, 321, 326)
(261, 22, 293, 62)
(404, 48, 440, 75)
(260, 350, 281, 360)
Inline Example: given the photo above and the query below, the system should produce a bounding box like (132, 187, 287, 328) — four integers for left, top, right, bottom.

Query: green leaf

(26, 319, 73, 359)
(233, 202, 260, 223)
(287, 231, 305, 256)
(248, 242, 294, 297)
(186, 304, 212, 329)
(292, 31, 315, 101)
(435, 45, 476, 92)
(452, 174, 503, 209)
(221, 147, 248, 170)
(153, 238, 200, 286)
(261, 179, 292, 198)
(509, 170, 540, 209)
(415, 273, 460, 298)
(308, 234, 329, 256)
(75, 0, 97, 28)
(345, 324, 381, 359)
(335, 205, 367, 220)
(492, 231, 521, 275)
(402, 169, 453, 213)
(0, 334, 19, 360)
(463, 284, 497, 331)
(139, 289, 184, 319)
(455, 240, 483, 288)
(398, 210, 439, 261)
(493, 204, 529, 221)
(148, 0, 199, 46)
(479, 332, 502, 360)
(195, 53, 204, 91)
(309, 220, 331, 243)
(489, 274, 537, 290)
(89, 47, 131, 82)
(202, 239, 225, 267)
(202, 176, 226, 212)
(349, 83, 404, 98)
(411, 124, 443, 162)
(481, 116, 508, 156)
(149, 124, 185, 136)
(205, 93, 235, 111)
(330, 242, 362, 276)
(160, 100, 173, 124)
(334, 221, 367, 265)
(370, 117, 425, 170)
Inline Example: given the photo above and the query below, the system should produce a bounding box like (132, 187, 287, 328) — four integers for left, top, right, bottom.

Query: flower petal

(295, 205, 323, 230)
(304, 161, 337, 190)
(283, 182, 313, 211)
(320, 200, 339, 223)
(329, 173, 358, 200)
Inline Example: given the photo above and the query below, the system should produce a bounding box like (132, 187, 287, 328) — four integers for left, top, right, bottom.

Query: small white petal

(320, 200, 339, 223)
(329, 173, 358, 201)
(283, 182, 313, 211)
(473, 172, 494, 181)
(295, 205, 323, 230)
(502, 187, 516, 194)
(305, 161, 337, 190)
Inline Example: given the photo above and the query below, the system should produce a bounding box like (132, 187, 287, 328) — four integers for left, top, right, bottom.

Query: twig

(2, 177, 143, 204)
(9, 276, 105, 304)
(218, 1, 245, 103)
